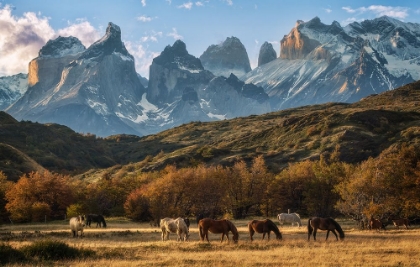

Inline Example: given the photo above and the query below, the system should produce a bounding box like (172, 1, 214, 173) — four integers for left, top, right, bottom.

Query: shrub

(0, 243, 26, 264)
(66, 203, 86, 218)
(22, 240, 94, 261)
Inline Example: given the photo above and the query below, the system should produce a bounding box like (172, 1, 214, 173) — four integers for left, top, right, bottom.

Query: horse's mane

(294, 213, 301, 218)
(329, 218, 345, 240)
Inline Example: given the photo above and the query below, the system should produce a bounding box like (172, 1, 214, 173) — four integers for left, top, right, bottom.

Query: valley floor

(1, 218, 418, 266)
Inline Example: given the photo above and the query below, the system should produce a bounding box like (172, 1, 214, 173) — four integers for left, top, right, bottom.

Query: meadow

(1, 217, 419, 266)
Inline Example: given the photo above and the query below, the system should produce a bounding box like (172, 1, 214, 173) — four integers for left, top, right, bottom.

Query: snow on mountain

(242, 16, 417, 110)
(0, 73, 28, 110)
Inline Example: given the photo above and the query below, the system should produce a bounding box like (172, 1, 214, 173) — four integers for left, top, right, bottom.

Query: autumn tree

(5, 171, 73, 222)
(336, 143, 420, 219)
(222, 156, 273, 219)
(0, 172, 12, 223)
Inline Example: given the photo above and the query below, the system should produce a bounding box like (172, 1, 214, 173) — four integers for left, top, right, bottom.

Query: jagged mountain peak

(153, 40, 203, 71)
(80, 22, 132, 60)
(200, 36, 251, 78)
(38, 36, 85, 58)
(258, 41, 277, 67)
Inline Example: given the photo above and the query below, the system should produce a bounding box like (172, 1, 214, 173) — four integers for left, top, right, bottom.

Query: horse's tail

(198, 222, 204, 241)
(331, 218, 345, 240)
(307, 218, 313, 235)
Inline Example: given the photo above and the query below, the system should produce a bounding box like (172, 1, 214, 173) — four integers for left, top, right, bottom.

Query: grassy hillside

(1, 80, 420, 181)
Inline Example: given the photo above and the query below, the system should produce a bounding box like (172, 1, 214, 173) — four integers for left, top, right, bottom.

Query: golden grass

(1, 218, 419, 266)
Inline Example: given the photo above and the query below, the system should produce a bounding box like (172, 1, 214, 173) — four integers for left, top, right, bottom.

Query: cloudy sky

(1, 0, 420, 78)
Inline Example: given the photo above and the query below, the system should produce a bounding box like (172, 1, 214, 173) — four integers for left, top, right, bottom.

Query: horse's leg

(262, 232, 266, 240)
(326, 230, 330, 240)
(250, 228, 254, 241)
(313, 228, 317, 241)
(330, 229, 338, 241)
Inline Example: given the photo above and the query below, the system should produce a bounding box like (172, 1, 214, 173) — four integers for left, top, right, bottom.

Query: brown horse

(370, 216, 386, 231)
(248, 219, 282, 241)
(308, 217, 345, 241)
(198, 218, 239, 243)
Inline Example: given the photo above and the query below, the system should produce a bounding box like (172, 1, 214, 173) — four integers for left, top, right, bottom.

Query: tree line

(1, 143, 419, 223)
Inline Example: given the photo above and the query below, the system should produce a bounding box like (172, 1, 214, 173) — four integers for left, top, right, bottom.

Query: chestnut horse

(198, 218, 239, 243)
(248, 219, 282, 241)
(307, 217, 345, 241)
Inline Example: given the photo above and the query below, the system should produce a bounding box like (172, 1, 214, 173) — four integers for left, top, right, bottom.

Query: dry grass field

(1, 217, 419, 266)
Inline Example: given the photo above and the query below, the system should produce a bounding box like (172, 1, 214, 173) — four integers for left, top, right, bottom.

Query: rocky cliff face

(143, 40, 270, 132)
(7, 23, 146, 137)
(243, 16, 419, 110)
(200, 37, 251, 78)
(258, 42, 277, 66)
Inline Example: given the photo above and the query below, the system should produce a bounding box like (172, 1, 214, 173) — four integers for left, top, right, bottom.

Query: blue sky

(1, 0, 420, 78)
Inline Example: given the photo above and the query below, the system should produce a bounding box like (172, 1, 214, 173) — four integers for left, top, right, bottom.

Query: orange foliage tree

(5, 171, 73, 222)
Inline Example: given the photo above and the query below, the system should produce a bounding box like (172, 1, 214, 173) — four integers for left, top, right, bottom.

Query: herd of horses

(69, 212, 411, 242)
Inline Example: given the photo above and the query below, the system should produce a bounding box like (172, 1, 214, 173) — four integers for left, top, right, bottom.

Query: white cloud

(0, 5, 54, 76)
(342, 6, 356, 13)
(223, 0, 233, 6)
(125, 41, 158, 78)
(342, 5, 409, 19)
(140, 31, 162, 42)
(324, 8, 332, 14)
(137, 15, 153, 22)
(57, 20, 100, 47)
(196, 2, 204, 7)
(167, 28, 183, 40)
(178, 2, 193, 9)
(0, 5, 102, 76)
(141, 0, 146, 7)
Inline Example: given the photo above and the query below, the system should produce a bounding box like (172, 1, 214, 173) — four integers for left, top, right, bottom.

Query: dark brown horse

(198, 218, 239, 243)
(248, 219, 282, 241)
(308, 217, 345, 241)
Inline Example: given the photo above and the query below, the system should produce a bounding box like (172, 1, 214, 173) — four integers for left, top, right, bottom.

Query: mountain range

(2, 16, 420, 137)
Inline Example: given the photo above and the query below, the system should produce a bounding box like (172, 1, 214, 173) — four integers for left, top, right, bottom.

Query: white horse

(160, 217, 190, 241)
(69, 215, 86, 237)
(277, 213, 302, 227)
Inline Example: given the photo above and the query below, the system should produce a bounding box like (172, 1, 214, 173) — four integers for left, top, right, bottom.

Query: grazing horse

(69, 215, 85, 238)
(307, 217, 345, 241)
(369, 216, 386, 231)
(198, 218, 239, 243)
(388, 216, 410, 230)
(248, 219, 282, 241)
(86, 214, 107, 228)
(277, 213, 302, 227)
(160, 217, 190, 241)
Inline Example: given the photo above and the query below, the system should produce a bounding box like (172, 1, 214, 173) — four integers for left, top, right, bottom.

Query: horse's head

(79, 215, 86, 227)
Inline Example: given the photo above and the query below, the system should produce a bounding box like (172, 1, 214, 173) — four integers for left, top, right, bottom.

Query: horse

(160, 217, 190, 241)
(369, 216, 386, 231)
(86, 214, 107, 228)
(248, 219, 282, 241)
(307, 217, 345, 241)
(277, 213, 302, 227)
(69, 215, 85, 238)
(198, 218, 239, 243)
(388, 216, 410, 230)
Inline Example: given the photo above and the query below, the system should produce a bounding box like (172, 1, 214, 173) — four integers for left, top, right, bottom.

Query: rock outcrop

(200, 37, 251, 78)
(258, 42, 277, 66)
